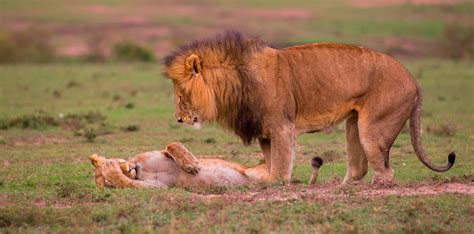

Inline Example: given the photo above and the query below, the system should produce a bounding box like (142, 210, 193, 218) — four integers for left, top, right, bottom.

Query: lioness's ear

(185, 54, 201, 76)
(89, 154, 105, 168)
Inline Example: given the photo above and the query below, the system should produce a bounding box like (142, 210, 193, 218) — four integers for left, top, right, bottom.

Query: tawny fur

(89, 143, 271, 189)
(164, 31, 455, 184)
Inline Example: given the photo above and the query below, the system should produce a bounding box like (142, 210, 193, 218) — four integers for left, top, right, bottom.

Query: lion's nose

(193, 117, 198, 122)
(177, 117, 183, 123)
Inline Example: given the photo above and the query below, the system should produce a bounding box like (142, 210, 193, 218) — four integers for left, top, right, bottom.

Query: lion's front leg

(258, 138, 272, 173)
(269, 125, 295, 181)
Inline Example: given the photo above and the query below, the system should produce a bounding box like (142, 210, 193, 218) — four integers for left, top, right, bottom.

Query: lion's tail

(409, 87, 455, 172)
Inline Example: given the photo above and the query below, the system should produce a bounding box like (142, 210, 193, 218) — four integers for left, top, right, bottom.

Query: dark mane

(164, 31, 269, 145)
(227, 67, 264, 145)
(163, 30, 268, 68)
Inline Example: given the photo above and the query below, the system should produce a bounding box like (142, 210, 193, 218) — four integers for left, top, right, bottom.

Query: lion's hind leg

(343, 115, 368, 184)
(357, 104, 413, 185)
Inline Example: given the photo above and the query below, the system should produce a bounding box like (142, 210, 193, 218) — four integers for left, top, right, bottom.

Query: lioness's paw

(101, 160, 130, 185)
(183, 161, 200, 174)
(166, 142, 200, 174)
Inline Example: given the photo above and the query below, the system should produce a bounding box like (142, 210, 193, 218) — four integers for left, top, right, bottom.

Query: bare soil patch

(13, 136, 68, 146)
(197, 182, 474, 203)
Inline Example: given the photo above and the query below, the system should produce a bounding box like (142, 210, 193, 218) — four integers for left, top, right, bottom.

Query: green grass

(0, 60, 472, 232)
(0, 0, 473, 232)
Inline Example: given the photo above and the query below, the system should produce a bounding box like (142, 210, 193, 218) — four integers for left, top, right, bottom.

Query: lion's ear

(185, 54, 201, 76)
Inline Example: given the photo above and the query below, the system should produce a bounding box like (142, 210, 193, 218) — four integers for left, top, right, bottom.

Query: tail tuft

(448, 152, 456, 165)
(311, 157, 323, 169)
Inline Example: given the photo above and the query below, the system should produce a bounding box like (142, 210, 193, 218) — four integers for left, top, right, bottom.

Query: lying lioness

(89, 142, 323, 188)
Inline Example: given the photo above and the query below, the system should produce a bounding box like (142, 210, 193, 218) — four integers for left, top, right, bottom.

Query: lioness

(89, 142, 324, 188)
(164, 31, 455, 184)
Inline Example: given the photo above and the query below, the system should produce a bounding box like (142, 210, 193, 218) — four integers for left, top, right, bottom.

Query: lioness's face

(89, 155, 137, 188)
(173, 85, 203, 129)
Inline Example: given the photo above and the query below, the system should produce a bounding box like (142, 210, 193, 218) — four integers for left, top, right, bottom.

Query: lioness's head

(89, 154, 137, 188)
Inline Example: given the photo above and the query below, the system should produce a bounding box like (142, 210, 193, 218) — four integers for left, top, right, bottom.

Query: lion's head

(166, 53, 216, 129)
(163, 31, 268, 144)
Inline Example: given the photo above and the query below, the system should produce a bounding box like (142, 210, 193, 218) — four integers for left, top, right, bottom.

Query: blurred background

(1, 0, 473, 63)
(0, 2, 473, 231)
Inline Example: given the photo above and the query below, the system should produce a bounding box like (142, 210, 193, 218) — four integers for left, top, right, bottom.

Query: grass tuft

(112, 41, 154, 62)
(426, 123, 457, 137)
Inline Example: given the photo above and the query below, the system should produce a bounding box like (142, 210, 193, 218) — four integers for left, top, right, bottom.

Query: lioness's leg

(269, 125, 295, 181)
(165, 142, 200, 174)
(343, 115, 368, 184)
(102, 160, 166, 188)
(258, 138, 272, 173)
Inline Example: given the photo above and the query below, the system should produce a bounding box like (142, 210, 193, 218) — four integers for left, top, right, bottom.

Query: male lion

(164, 31, 455, 184)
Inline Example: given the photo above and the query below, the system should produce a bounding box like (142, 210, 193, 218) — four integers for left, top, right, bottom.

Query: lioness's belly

(176, 162, 250, 187)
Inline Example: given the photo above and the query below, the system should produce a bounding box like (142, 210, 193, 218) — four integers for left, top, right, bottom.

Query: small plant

(121, 124, 140, 132)
(180, 137, 194, 143)
(66, 81, 81, 89)
(124, 102, 135, 109)
(0, 119, 9, 130)
(204, 137, 216, 144)
(321, 150, 340, 162)
(54, 181, 85, 199)
(112, 41, 154, 62)
(92, 213, 108, 223)
(84, 128, 97, 142)
(427, 123, 456, 137)
(52, 90, 62, 98)
(112, 94, 122, 101)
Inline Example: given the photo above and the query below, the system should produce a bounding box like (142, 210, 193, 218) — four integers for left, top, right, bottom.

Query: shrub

(0, 29, 55, 63)
(443, 24, 474, 60)
(112, 41, 154, 62)
(83, 34, 107, 63)
(1, 113, 58, 130)
(427, 123, 456, 137)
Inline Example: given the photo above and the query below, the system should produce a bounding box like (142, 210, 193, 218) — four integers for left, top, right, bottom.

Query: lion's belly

(295, 104, 355, 135)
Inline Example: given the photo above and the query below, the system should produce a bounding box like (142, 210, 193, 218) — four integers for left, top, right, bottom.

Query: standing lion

(163, 31, 455, 184)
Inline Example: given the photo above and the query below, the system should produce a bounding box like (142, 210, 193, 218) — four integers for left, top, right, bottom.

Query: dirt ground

(194, 181, 474, 204)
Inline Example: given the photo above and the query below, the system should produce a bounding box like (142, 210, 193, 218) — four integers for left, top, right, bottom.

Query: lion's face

(173, 85, 203, 129)
(166, 54, 218, 129)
